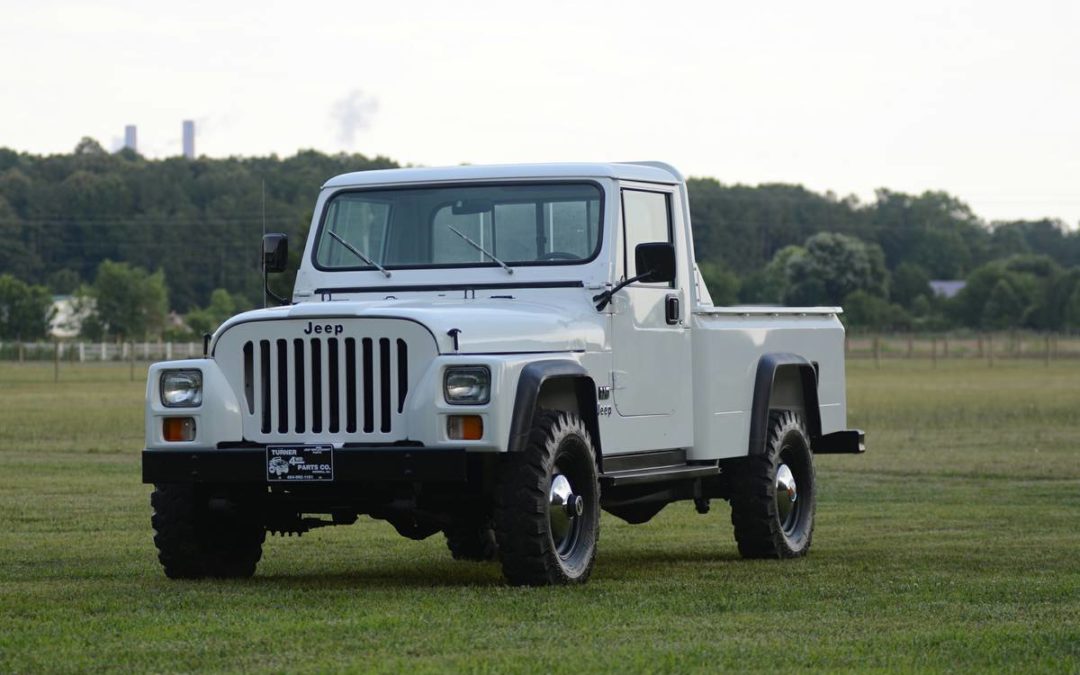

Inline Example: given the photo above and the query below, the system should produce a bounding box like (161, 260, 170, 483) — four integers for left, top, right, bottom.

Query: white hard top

(322, 161, 684, 189)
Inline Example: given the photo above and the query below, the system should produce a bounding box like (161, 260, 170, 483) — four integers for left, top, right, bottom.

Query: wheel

(443, 520, 498, 561)
(151, 484, 266, 579)
(494, 410, 600, 586)
(729, 410, 816, 558)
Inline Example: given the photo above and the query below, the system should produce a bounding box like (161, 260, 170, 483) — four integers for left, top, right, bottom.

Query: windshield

(314, 183, 603, 271)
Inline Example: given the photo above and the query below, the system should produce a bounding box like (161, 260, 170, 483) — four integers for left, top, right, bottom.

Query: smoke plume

(331, 90, 379, 147)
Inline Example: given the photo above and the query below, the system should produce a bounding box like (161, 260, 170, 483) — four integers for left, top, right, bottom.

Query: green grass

(1, 360, 1078, 673)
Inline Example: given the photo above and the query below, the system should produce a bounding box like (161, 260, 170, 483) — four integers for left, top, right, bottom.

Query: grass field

(1, 361, 1078, 673)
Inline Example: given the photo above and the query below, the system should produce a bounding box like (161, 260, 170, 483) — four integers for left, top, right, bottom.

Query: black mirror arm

(593, 271, 655, 311)
(265, 279, 290, 306)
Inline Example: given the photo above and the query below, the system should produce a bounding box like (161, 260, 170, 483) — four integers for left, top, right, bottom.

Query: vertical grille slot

(362, 338, 374, 433)
(259, 340, 271, 433)
(311, 339, 322, 433)
(396, 339, 408, 413)
(243, 341, 254, 414)
(345, 338, 357, 433)
(379, 338, 392, 433)
(276, 339, 288, 433)
(293, 339, 305, 433)
(328, 338, 340, 433)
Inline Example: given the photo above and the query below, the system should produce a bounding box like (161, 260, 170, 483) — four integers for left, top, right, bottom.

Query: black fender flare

(748, 353, 822, 455)
(507, 360, 600, 458)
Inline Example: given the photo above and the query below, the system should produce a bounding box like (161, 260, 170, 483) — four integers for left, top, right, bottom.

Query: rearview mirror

(263, 233, 288, 273)
(451, 199, 494, 215)
(635, 242, 676, 284)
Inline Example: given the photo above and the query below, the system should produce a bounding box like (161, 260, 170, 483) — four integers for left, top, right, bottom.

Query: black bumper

(813, 429, 866, 454)
(142, 446, 468, 484)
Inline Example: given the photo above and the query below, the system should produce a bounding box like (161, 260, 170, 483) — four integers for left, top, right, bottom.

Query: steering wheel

(540, 251, 579, 261)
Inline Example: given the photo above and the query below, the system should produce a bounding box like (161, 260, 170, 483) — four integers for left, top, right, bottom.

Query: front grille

(242, 336, 408, 436)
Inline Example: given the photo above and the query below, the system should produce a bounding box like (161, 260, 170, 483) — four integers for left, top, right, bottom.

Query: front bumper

(142, 446, 468, 484)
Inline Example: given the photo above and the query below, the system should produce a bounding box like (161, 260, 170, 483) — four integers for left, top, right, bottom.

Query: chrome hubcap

(549, 474, 582, 556)
(775, 463, 798, 529)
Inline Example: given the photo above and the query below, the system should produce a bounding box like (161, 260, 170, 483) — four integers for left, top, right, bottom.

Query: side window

(621, 189, 672, 286)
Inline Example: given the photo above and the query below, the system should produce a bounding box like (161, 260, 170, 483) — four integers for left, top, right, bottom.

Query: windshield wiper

(327, 230, 391, 278)
(445, 225, 513, 275)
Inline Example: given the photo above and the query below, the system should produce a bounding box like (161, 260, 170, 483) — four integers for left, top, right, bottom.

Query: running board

(600, 450, 720, 487)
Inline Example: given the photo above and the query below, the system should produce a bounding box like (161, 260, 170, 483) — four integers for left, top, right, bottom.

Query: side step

(600, 449, 720, 487)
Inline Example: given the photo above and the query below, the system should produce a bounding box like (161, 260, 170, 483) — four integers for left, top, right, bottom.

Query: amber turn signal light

(447, 415, 483, 440)
(163, 417, 196, 442)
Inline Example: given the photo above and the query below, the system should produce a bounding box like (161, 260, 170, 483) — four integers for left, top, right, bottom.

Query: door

(611, 188, 692, 420)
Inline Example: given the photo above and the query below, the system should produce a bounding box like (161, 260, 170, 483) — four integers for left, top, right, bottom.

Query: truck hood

(214, 297, 607, 355)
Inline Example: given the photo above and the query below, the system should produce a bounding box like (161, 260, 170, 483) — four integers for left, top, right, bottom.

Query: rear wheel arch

(748, 353, 822, 455)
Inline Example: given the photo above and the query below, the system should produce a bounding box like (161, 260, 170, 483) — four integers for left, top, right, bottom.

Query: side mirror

(263, 233, 288, 273)
(635, 242, 676, 284)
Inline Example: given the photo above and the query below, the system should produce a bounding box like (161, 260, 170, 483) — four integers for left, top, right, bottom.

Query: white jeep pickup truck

(143, 162, 864, 585)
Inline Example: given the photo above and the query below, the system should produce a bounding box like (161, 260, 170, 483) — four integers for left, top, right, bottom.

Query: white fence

(1, 341, 203, 362)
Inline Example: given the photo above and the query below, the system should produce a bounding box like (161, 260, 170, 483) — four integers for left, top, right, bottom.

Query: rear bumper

(142, 446, 468, 484)
(813, 429, 866, 454)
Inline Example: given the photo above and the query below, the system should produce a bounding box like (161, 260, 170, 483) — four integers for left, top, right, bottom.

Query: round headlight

(161, 369, 203, 407)
(444, 366, 490, 405)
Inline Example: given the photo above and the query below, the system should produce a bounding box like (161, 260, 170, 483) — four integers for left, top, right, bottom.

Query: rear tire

(444, 521, 498, 562)
(494, 410, 600, 586)
(730, 410, 816, 558)
(151, 484, 266, 579)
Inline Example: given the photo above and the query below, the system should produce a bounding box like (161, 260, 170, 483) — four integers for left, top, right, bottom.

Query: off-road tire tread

(444, 523, 499, 562)
(151, 484, 266, 579)
(493, 410, 599, 586)
(730, 410, 816, 559)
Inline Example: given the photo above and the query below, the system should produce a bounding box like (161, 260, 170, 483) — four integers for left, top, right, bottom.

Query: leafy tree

(890, 262, 932, 308)
(738, 245, 804, 304)
(74, 137, 107, 156)
(47, 269, 81, 295)
(951, 256, 1060, 329)
(89, 260, 168, 340)
(980, 279, 1024, 329)
(871, 189, 986, 277)
(1065, 285, 1080, 330)
(0, 274, 53, 340)
(185, 288, 250, 335)
(842, 290, 911, 331)
(783, 233, 888, 306)
(697, 262, 740, 305)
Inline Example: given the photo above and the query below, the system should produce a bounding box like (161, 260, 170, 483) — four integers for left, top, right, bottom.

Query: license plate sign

(266, 445, 334, 482)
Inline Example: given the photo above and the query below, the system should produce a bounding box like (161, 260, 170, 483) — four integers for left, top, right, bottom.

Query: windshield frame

(310, 180, 607, 273)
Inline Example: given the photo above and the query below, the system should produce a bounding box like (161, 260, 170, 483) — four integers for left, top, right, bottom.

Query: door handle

(665, 294, 680, 325)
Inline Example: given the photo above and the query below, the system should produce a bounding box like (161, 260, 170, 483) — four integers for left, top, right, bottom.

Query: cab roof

(321, 161, 684, 190)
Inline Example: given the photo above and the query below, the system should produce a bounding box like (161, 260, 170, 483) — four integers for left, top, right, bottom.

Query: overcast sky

(1, 0, 1077, 226)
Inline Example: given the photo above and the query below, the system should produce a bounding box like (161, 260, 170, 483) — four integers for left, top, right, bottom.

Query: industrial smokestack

(124, 125, 137, 152)
(182, 120, 195, 159)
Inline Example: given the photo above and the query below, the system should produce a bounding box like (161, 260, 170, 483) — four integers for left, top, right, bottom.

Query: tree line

(1, 138, 1078, 340)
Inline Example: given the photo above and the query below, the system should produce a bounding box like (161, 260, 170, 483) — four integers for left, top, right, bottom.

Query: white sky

(1, 0, 1078, 226)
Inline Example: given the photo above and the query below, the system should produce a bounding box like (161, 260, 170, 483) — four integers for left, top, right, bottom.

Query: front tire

(494, 410, 600, 586)
(444, 520, 498, 562)
(730, 410, 816, 558)
(151, 484, 266, 579)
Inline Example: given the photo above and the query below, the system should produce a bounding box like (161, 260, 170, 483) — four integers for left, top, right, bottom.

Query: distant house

(929, 280, 967, 299)
(48, 295, 94, 339)
(167, 311, 189, 332)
